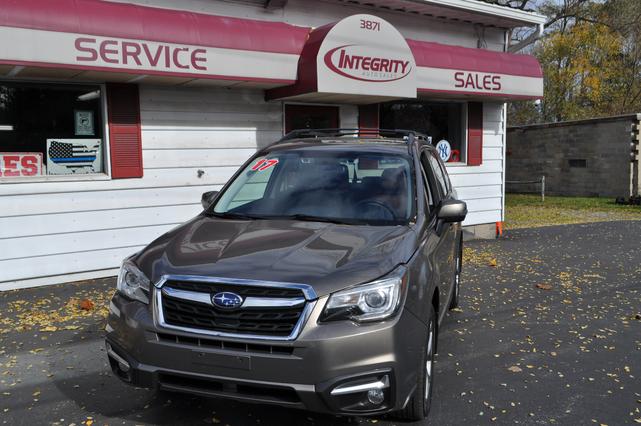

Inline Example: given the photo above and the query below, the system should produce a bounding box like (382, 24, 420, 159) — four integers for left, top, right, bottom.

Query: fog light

(367, 388, 385, 405)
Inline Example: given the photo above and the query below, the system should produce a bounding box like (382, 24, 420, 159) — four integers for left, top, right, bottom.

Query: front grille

(160, 280, 306, 337)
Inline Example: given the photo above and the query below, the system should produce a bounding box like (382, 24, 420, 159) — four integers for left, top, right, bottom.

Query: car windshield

(211, 149, 415, 225)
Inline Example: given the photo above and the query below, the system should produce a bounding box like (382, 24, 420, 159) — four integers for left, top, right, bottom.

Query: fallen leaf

(79, 299, 95, 311)
(488, 258, 497, 267)
(536, 283, 553, 290)
(508, 366, 522, 373)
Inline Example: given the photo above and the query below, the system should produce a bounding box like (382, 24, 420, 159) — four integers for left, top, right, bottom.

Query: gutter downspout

(508, 22, 544, 53)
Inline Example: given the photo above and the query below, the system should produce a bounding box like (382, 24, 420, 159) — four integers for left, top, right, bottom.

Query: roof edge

(410, 0, 547, 27)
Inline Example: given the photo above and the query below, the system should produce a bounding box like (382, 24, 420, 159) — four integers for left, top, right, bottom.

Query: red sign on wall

(0, 153, 43, 177)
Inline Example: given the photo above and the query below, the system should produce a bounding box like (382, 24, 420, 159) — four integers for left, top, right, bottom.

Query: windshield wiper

(206, 211, 258, 220)
(208, 211, 359, 225)
(265, 214, 357, 225)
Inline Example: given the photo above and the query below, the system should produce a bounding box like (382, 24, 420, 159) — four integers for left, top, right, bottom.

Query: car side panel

(425, 149, 459, 322)
(404, 225, 440, 327)
(434, 219, 455, 323)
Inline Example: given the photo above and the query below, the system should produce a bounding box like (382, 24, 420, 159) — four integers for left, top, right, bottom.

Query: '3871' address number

(360, 19, 381, 31)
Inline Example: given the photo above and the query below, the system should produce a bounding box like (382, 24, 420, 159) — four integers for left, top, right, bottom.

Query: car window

(431, 151, 452, 193)
(419, 152, 438, 214)
(427, 151, 448, 197)
(213, 150, 415, 225)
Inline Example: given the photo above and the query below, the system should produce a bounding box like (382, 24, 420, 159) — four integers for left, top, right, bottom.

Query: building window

(0, 81, 105, 179)
(380, 101, 466, 163)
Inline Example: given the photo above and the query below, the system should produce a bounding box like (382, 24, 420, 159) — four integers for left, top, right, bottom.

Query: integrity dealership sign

(317, 15, 417, 98)
(324, 45, 412, 82)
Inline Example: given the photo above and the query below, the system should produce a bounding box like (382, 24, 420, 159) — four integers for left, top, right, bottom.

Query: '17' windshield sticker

(251, 158, 279, 172)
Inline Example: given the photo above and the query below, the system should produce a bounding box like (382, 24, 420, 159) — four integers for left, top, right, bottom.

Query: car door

(418, 150, 451, 323)
(425, 150, 458, 308)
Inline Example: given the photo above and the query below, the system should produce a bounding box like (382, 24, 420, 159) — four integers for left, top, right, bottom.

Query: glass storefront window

(0, 81, 105, 179)
(380, 101, 466, 163)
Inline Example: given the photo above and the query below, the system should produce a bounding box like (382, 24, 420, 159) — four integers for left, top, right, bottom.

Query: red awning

(267, 24, 543, 102)
(0, 2, 543, 98)
(0, 0, 309, 55)
(0, 0, 310, 85)
(407, 39, 543, 100)
(408, 39, 542, 78)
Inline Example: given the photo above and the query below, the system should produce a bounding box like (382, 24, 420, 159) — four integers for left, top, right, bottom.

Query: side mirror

(437, 199, 467, 223)
(201, 191, 219, 210)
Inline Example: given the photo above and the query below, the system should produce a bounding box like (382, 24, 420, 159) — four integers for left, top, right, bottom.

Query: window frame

(444, 101, 469, 167)
(0, 79, 112, 184)
(380, 100, 469, 166)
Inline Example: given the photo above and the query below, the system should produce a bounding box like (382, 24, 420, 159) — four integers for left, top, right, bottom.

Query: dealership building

(0, 0, 544, 290)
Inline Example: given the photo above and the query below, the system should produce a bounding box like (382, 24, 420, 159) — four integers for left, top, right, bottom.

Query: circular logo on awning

(323, 44, 412, 83)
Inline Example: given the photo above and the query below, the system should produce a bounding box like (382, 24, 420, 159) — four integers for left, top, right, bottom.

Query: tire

(449, 236, 463, 310)
(394, 308, 437, 421)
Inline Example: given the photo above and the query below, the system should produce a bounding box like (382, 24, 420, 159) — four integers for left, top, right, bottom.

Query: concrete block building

(507, 114, 641, 198)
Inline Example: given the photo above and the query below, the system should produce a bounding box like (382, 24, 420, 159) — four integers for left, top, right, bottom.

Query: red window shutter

(107, 83, 143, 179)
(467, 102, 483, 166)
(358, 104, 379, 130)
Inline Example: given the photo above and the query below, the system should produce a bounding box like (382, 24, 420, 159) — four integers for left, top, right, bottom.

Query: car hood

(135, 215, 417, 298)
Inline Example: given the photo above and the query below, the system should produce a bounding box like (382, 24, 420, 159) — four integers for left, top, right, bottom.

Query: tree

(490, 0, 641, 124)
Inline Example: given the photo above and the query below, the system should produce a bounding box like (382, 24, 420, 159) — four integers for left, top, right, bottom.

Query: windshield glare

(213, 150, 415, 225)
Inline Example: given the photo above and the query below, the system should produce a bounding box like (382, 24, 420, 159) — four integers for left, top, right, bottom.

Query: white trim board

(0, 268, 118, 292)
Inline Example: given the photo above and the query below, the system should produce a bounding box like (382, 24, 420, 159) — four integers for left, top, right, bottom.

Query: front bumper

(105, 292, 427, 415)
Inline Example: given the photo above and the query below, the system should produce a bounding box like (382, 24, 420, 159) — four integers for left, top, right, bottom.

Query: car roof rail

(276, 128, 432, 147)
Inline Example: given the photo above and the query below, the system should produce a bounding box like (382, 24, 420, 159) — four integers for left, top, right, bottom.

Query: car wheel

(394, 308, 437, 421)
(449, 237, 462, 310)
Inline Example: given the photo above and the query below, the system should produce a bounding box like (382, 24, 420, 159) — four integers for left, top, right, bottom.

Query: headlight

(320, 266, 408, 323)
(117, 259, 151, 304)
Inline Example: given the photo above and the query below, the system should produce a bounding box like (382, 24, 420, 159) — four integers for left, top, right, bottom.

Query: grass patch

(505, 194, 641, 229)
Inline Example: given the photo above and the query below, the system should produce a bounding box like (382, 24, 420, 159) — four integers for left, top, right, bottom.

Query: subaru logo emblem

(211, 292, 243, 309)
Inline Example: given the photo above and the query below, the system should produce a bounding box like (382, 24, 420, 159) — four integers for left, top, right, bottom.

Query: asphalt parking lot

(1, 220, 640, 425)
